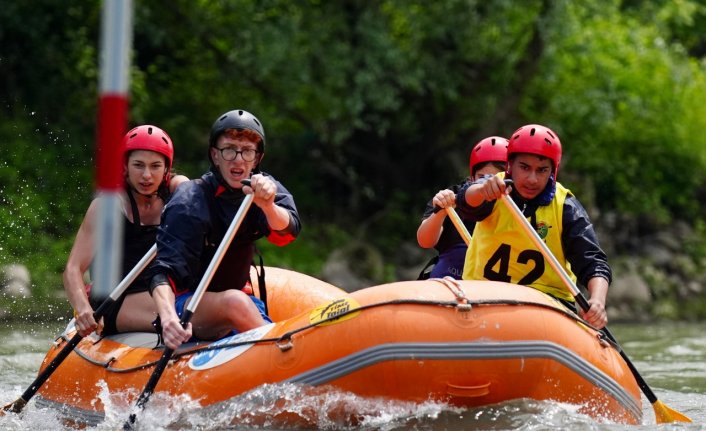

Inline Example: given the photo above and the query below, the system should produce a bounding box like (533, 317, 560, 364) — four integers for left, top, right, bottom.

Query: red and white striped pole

(92, 0, 133, 301)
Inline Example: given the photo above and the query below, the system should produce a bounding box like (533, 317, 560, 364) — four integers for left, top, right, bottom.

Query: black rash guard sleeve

(561, 196, 612, 287)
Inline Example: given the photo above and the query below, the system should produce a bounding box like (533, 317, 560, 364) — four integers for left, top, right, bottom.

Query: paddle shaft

(125, 192, 254, 429)
(444, 207, 471, 246)
(498, 192, 662, 403)
(183, 193, 254, 315)
(431, 205, 472, 246)
(3, 244, 157, 414)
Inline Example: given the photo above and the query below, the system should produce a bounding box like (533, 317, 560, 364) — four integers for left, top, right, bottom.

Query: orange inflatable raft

(33, 269, 642, 426)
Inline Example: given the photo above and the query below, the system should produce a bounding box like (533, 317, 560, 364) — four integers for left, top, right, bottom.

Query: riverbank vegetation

(2, 0, 706, 319)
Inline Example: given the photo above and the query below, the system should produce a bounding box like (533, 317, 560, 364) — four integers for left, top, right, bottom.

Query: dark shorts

(429, 243, 468, 279)
(89, 294, 126, 336)
(87, 280, 151, 335)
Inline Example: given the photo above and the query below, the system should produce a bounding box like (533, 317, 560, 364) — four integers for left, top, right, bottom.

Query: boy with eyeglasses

(147, 109, 301, 350)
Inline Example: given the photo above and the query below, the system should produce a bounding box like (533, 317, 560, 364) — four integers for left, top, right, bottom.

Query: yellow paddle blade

(653, 399, 692, 424)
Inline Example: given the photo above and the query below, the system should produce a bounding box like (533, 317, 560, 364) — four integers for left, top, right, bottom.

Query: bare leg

(189, 290, 267, 340)
(115, 291, 158, 332)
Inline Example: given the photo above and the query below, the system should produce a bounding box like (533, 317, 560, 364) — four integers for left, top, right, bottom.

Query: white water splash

(177, 382, 465, 430)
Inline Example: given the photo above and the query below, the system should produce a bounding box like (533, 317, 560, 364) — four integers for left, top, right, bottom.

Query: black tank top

(87, 190, 159, 311)
(122, 190, 159, 293)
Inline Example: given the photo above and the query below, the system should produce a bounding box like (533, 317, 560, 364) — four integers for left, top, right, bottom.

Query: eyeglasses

(215, 147, 259, 162)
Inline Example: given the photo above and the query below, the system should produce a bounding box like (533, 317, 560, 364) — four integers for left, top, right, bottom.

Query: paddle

(444, 207, 471, 246)
(1, 244, 157, 416)
(430, 205, 472, 246)
(124, 185, 254, 430)
(498, 181, 691, 424)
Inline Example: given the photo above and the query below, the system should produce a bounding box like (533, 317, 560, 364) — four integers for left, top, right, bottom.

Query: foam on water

(3, 383, 706, 430)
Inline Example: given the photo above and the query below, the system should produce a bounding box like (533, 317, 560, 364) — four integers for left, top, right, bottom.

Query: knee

(221, 290, 251, 311)
(221, 291, 262, 327)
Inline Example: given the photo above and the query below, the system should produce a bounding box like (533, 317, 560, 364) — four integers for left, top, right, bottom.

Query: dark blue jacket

(149, 170, 300, 294)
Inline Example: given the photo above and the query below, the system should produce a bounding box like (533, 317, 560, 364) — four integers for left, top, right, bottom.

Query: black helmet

(209, 109, 266, 152)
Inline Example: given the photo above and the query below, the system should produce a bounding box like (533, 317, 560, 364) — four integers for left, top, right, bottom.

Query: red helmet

(508, 124, 562, 179)
(469, 136, 508, 174)
(123, 125, 174, 183)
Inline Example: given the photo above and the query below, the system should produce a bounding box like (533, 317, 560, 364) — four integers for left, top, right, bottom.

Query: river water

(1, 320, 704, 430)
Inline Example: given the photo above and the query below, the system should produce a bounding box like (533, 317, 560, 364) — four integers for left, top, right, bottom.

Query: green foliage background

(2, 0, 706, 301)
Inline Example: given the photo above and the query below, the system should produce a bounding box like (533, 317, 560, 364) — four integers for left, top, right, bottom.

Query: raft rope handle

(64, 298, 612, 373)
(276, 338, 293, 352)
(430, 277, 472, 311)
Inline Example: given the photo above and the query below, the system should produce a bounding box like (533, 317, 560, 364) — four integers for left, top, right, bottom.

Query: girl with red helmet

(63, 125, 188, 337)
(416, 136, 508, 279)
(456, 124, 611, 329)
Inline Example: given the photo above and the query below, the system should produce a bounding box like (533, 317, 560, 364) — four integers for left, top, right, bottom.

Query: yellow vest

(462, 175, 576, 301)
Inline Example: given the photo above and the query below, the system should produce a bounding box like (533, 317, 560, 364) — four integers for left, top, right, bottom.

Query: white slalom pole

(92, 0, 134, 301)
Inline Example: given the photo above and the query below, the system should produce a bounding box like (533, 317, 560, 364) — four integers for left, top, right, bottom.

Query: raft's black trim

(62, 298, 612, 373)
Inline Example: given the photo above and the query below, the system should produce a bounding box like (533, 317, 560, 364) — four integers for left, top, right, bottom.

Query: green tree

(3, 0, 706, 294)
(522, 0, 706, 223)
